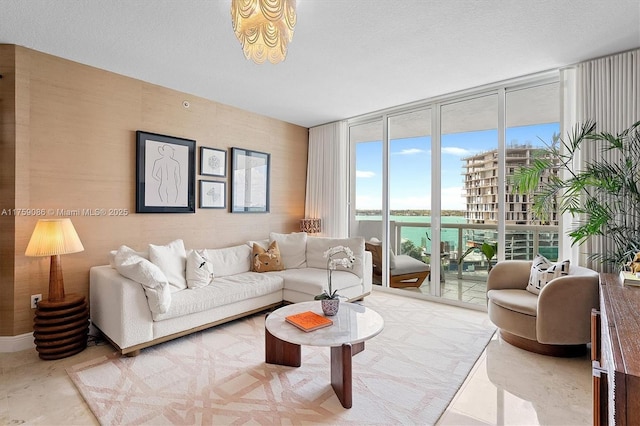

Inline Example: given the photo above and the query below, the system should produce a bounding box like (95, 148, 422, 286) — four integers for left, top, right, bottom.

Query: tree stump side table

(33, 293, 89, 360)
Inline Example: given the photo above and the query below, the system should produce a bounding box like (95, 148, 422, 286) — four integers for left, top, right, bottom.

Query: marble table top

(265, 301, 384, 347)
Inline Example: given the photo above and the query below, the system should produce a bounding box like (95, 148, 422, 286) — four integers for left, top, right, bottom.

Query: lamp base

(33, 294, 89, 360)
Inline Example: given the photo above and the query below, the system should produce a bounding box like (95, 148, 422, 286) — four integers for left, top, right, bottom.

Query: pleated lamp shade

(25, 219, 84, 257)
(25, 218, 84, 302)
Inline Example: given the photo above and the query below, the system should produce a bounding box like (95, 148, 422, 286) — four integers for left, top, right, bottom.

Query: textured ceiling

(1, 0, 639, 128)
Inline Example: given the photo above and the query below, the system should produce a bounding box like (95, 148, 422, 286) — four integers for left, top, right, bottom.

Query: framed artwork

(231, 147, 270, 213)
(135, 131, 196, 213)
(200, 147, 227, 177)
(199, 180, 226, 209)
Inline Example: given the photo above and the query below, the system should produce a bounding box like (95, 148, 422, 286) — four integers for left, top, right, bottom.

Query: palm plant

(512, 120, 640, 268)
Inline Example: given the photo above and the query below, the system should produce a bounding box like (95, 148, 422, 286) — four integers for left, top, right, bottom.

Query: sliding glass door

(348, 76, 559, 307)
(440, 94, 498, 303)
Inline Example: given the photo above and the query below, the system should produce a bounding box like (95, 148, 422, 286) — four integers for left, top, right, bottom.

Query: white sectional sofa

(89, 233, 372, 355)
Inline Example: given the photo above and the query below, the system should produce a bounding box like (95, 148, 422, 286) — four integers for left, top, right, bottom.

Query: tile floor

(400, 275, 491, 306)
(1, 323, 592, 425)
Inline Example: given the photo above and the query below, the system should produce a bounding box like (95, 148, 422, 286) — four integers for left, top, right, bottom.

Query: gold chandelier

(230, 0, 297, 64)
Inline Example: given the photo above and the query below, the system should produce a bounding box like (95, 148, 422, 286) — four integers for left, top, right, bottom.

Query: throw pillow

(114, 245, 171, 314)
(252, 241, 284, 272)
(149, 239, 187, 292)
(185, 249, 214, 289)
(526, 254, 571, 295)
(269, 232, 307, 269)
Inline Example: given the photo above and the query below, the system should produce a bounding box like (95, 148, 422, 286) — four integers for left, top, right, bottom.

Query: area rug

(67, 291, 495, 425)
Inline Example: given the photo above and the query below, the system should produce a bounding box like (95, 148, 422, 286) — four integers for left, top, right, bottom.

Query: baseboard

(0, 332, 35, 353)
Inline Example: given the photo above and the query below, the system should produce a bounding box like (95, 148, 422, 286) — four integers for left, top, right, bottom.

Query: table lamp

(25, 218, 84, 302)
(300, 218, 321, 234)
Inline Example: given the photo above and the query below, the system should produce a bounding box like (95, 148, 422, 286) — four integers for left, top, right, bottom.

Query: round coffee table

(265, 301, 384, 408)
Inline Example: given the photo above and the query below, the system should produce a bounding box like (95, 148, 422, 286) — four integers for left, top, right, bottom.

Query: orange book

(285, 311, 333, 332)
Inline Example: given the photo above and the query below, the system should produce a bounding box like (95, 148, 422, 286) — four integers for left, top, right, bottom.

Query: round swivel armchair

(486, 260, 599, 357)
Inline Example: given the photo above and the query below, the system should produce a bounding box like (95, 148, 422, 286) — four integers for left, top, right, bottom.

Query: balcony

(355, 219, 559, 306)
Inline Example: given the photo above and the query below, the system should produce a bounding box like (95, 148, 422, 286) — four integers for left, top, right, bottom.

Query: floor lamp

(26, 218, 89, 360)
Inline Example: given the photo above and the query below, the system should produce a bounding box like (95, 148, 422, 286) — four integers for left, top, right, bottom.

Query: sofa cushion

(270, 232, 307, 269)
(114, 245, 171, 314)
(152, 271, 284, 321)
(185, 249, 214, 289)
(526, 255, 570, 295)
(306, 236, 365, 279)
(274, 267, 362, 297)
(149, 239, 187, 292)
(205, 244, 251, 277)
(252, 241, 284, 272)
(487, 289, 538, 317)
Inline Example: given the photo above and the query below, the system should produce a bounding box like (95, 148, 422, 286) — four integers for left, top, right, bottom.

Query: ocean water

(357, 215, 468, 251)
(357, 215, 558, 260)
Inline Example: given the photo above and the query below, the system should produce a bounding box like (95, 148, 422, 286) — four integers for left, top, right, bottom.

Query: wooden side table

(33, 293, 89, 360)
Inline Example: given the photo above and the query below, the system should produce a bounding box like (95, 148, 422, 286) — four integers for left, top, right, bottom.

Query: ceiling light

(230, 0, 296, 64)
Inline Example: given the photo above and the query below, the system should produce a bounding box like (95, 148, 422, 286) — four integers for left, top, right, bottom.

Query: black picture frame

(231, 147, 270, 213)
(136, 131, 196, 213)
(200, 147, 227, 177)
(199, 180, 226, 209)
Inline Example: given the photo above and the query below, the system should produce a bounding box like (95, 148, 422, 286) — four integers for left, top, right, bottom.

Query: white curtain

(568, 48, 640, 271)
(305, 121, 348, 237)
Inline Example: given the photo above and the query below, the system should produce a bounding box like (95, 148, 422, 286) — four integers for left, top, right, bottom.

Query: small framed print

(199, 180, 226, 209)
(200, 147, 227, 177)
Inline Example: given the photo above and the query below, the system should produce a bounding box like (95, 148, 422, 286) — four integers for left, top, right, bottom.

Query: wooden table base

(265, 327, 365, 409)
(33, 294, 89, 360)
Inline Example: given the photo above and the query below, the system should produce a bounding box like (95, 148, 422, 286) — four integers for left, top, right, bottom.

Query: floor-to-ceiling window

(440, 94, 498, 304)
(348, 74, 559, 308)
(504, 83, 560, 261)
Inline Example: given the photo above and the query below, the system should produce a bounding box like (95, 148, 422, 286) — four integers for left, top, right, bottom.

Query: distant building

(462, 144, 558, 225)
(461, 144, 559, 260)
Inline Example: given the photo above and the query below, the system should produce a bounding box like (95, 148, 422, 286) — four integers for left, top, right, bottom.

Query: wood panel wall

(0, 45, 309, 336)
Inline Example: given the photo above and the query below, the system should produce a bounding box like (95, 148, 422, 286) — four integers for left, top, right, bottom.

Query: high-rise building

(461, 144, 559, 259)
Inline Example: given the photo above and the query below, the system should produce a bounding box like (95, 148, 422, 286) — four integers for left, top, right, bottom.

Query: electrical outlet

(31, 294, 42, 309)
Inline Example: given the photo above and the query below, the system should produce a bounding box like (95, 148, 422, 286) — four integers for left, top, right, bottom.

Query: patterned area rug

(67, 291, 495, 425)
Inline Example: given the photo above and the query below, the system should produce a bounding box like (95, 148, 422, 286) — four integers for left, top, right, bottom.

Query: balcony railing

(356, 218, 559, 283)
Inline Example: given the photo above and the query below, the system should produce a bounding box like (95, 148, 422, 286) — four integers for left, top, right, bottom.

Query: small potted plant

(315, 245, 355, 315)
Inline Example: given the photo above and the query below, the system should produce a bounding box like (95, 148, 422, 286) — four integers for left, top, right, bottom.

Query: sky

(355, 122, 560, 211)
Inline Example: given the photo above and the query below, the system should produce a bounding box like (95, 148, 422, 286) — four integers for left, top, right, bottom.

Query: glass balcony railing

(356, 218, 559, 306)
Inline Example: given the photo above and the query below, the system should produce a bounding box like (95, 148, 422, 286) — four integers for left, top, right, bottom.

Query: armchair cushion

(526, 255, 570, 295)
(486, 289, 537, 317)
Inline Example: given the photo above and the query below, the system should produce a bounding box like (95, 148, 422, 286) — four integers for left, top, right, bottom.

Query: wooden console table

(592, 273, 640, 425)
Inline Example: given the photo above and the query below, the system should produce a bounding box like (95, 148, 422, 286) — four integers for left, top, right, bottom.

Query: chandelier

(230, 0, 297, 64)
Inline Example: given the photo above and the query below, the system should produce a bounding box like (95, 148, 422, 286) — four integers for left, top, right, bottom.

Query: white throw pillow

(114, 245, 171, 314)
(269, 232, 307, 269)
(526, 254, 570, 295)
(185, 249, 214, 289)
(149, 239, 187, 292)
(306, 236, 365, 278)
(109, 248, 148, 268)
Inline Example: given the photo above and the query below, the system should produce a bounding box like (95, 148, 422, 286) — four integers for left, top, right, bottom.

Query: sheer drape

(305, 121, 348, 237)
(570, 48, 640, 271)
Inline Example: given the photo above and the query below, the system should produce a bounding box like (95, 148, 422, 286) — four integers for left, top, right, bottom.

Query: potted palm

(458, 241, 497, 274)
(314, 245, 355, 315)
(512, 120, 640, 270)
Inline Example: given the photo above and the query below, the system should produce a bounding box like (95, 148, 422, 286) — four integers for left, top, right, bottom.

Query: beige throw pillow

(252, 241, 284, 272)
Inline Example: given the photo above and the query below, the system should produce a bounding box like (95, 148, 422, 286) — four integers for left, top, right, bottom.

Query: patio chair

(365, 241, 430, 288)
